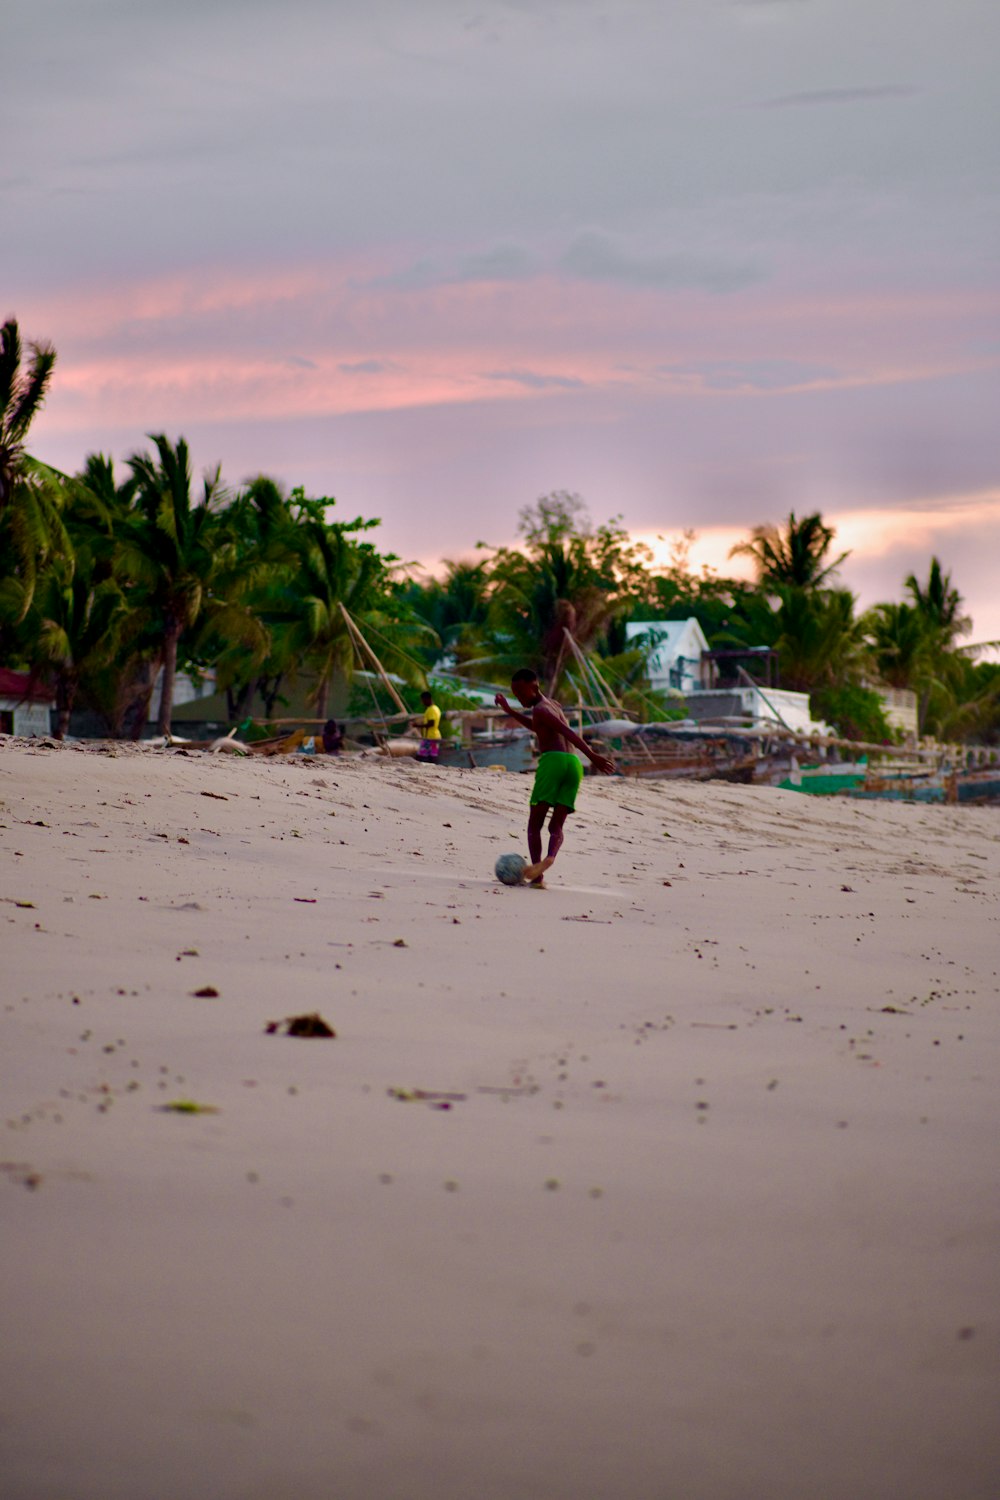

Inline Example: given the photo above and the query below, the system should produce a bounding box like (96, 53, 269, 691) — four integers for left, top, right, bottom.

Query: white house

(0, 670, 54, 736)
(623, 627, 832, 733)
(625, 619, 709, 697)
(684, 683, 829, 735)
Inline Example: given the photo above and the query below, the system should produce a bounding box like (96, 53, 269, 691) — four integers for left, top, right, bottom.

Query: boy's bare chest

(532, 703, 569, 749)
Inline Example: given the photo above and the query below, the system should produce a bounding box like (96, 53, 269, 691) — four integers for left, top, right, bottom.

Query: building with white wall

(625, 619, 710, 697)
(0, 670, 54, 736)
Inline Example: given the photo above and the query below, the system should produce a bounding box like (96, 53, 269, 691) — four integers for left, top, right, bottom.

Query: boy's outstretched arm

(494, 693, 534, 730)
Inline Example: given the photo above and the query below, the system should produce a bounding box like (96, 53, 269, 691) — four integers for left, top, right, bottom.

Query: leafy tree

(278, 508, 432, 719)
(864, 601, 935, 692)
(730, 511, 849, 591)
(773, 587, 869, 694)
(74, 453, 138, 548)
(65, 454, 165, 736)
(485, 493, 654, 691)
(932, 658, 1000, 744)
(724, 512, 869, 706)
(866, 564, 973, 736)
(811, 683, 893, 743)
(400, 558, 492, 671)
(124, 435, 263, 734)
(641, 576, 781, 666)
(0, 319, 68, 624)
(905, 557, 971, 647)
(193, 474, 297, 719)
(19, 548, 128, 738)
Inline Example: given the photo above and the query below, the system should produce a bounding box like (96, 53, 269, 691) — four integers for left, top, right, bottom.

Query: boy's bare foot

(522, 856, 554, 886)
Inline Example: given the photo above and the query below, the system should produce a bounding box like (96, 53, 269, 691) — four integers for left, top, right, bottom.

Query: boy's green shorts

(530, 751, 585, 812)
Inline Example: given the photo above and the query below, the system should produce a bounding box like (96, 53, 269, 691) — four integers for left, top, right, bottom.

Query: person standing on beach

(415, 690, 442, 762)
(495, 669, 615, 885)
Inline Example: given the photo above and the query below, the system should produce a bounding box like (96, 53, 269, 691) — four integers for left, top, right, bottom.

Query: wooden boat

(849, 767, 1000, 804)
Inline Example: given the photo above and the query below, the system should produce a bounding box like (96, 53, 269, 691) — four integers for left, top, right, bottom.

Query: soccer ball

(494, 852, 527, 886)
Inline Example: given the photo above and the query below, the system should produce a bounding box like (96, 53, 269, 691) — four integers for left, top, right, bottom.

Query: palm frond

(6, 341, 57, 446)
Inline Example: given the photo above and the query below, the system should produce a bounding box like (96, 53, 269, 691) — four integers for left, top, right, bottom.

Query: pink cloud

(19, 255, 1000, 644)
(29, 255, 999, 439)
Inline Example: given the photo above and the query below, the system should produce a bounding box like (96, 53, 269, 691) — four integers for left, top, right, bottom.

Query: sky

(6, 0, 1000, 642)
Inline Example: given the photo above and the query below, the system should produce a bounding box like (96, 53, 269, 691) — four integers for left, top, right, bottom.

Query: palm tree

(201, 475, 293, 719)
(124, 435, 263, 735)
(486, 496, 652, 691)
(730, 512, 849, 591)
(932, 657, 1000, 743)
(75, 452, 138, 535)
(491, 541, 623, 689)
(0, 319, 57, 512)
(0, 318, 68, 620)
(402, 559, 493, 670)
(22, 550, 128, 738)
(282, 517, 432, 718)
(861, 564, 974, 735)
(65, 453, 165, 737)
(905, 557, 971, 647)
(774, 587, 869, 693)
(865, 601, 936, 692)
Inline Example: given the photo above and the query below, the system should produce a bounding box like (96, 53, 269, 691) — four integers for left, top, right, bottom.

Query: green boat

(775, 761, 868, 795)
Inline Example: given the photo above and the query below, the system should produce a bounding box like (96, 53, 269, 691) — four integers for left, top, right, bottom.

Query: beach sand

(2, 738, 998, 1500)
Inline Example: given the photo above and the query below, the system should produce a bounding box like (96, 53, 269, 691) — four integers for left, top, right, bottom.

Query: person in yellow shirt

(415, 690, 442, 762)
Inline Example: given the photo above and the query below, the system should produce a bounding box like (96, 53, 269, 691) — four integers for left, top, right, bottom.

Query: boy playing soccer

(495, 669, 615, 885)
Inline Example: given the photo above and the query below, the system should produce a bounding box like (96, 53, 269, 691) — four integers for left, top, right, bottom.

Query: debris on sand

(265, 1012, 337, 1038)
(387, 1086, 466, 1105)
(158, 1100, 219, 1114)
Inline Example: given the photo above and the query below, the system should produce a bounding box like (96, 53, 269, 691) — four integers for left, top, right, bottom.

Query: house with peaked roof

(624, 624, 832, 732)
(625, 619, 710, 697)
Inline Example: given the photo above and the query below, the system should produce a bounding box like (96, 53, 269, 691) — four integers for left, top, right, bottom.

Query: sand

(2, 738, 998, 1500)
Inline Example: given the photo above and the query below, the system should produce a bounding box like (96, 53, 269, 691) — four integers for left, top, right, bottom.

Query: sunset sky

(6, 0, 1000, 641)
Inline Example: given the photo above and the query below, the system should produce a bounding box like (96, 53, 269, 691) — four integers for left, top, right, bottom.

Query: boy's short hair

(511, 668, 538, 686)
(420, 690, 433, 703)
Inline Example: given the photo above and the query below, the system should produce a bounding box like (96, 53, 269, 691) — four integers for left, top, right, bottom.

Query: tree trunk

(234, 678, 255, 721)
(314, 674, 330, 720)
(226, 678, 254, 722)
(55, 672, 75, 740)
(126, 658, 158, 739)
(262, 675, 284, 718)
(158, 623, 181, 736)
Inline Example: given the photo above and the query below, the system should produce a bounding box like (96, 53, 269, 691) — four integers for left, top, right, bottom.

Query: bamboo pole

(562, 629, 623, 715)
(586, 655, 625, 716)
(338, 604, 408, 714)
(736, 664, 792, 730)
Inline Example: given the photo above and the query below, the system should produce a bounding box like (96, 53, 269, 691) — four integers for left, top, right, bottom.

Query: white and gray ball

(494, 852, 527, 886)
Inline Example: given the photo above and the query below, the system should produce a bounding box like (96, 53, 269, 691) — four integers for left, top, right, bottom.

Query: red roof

(0, 669, 55, 703)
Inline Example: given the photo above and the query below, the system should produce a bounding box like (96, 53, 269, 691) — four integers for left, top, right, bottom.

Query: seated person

(321, 719, 344, 754)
